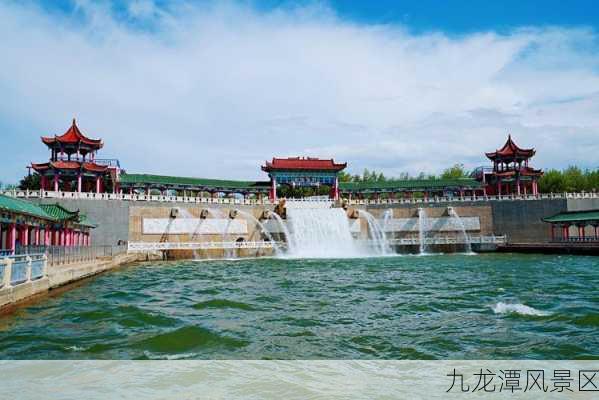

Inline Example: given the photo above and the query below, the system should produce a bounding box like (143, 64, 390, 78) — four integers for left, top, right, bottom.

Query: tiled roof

(262, 157, 347, 172)
(543, 210, 599, 223)
(0, 195, 54, 220)
(0, 197, 95, 228)
(119, 173, 270, 190)
(41, 119, 103, 149)
(339, 178, 482, 192)
(486, 135, 535, 160)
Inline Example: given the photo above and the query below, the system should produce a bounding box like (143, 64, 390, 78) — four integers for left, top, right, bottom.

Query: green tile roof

(39, 204, 78, 221)
(0, 196, 95, 228)
(339, 178, 482, 192)
(120, 173, 482, 192)
(120, 173, 270, 190)
(0, 195, 54, 220)
(40, 204, 97, 228)
(543, 210, 599, 223)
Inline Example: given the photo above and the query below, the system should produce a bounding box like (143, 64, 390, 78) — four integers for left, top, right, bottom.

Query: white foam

(492, 302, 550, 317)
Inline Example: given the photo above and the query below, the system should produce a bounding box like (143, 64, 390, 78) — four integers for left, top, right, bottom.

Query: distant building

(474, 135, 543, 195)
(31, 119, 121, 193)
(261, 157, 347, 201)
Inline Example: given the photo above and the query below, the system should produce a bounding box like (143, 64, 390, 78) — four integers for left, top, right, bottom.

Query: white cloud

(1, 1, 598, 184)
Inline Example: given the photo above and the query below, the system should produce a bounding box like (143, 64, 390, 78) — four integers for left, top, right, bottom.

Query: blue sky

(1, 0, 599, 184)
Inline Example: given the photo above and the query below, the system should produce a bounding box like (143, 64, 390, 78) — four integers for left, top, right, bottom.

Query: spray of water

(234, 209, 281, 256)
(418, 208, 429, 255)
(357, 210, 392, 255)
(447, 207, 474, 254)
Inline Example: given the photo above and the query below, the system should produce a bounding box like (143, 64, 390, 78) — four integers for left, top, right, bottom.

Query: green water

(0, 254, 597, 359)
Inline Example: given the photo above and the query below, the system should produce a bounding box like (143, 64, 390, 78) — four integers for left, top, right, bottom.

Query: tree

(337, 171, 352, 183)
(18, 174, 40, 190)
(441, 163, 468, 180)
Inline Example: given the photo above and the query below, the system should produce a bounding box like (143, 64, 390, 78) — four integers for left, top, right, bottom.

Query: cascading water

(270, 212, 294, 253)
(447, 207, 473, 254)
(176, 207, 203, 259)
(357, 210, 392, 255)
(234, 209, 281, 256)
(285, 206, 365, 258)
(417, 208, 429, 255)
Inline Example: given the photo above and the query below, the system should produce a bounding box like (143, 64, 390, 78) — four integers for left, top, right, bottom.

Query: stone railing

(46, 245, 127, 266)
(0, 254, 47, 290)
(384, 235, 507, 246)
(127, 241, 281, 252)
(2, 189, 599, 206)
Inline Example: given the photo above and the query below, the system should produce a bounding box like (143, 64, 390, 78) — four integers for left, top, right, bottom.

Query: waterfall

(234, 209, 281, 256)
(176, 207, 202, 259)
(447, 207, 473, 254)
(357, 210, 392, 255)
(286, 207, 364, 258)
(417, 208, 429, 255)
(270, 212, 294, 253)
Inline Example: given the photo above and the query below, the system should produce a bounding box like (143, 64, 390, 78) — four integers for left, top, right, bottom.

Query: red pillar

(45, 227, 51, 246)
(77, 174, 82, 193)
(34, 227, 40, 246)
(551, 224, 556, 241)
(562, 225, 570, 241)
(8, 223, 16, 253)
(269, 177, 277, 202)
(595, 225, 599, 239)
(578, 225, 585, 239)
(329, 177, 339, 200)
(497, 179, 502, 196)
(54, 175, 59, 192)
(22, 225, 29, 247)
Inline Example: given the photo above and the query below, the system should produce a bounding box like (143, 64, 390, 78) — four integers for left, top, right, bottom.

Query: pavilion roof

(543, 209, 599, 224)
(31, 161, 108, 173)
(0, 195, 54, 221)
(41, 119, 103, 150)
(39, 204, 96, 227)
(485, 135, 535, 161)
(262, 157, 347, 172)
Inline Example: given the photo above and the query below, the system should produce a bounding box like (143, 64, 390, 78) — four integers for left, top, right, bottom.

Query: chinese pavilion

(261, 157, 347, 201)
(31, 119, 118, 193)
(481, 135, 543, 196)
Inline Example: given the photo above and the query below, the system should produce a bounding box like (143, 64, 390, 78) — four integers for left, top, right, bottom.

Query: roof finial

(72, 117, 76, 126)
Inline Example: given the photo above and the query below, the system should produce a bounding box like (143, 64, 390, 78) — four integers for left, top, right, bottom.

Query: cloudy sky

(1, 0, 599, 184)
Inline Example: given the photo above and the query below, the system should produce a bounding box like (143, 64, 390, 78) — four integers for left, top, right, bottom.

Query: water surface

(0, 254, 597, 359)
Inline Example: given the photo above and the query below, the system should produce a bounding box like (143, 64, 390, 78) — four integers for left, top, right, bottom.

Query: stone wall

(34, 197, 570, 247)
(490, 199, 567, 243)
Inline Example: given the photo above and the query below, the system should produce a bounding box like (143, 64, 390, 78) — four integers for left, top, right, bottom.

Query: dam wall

(29, 196, 599, 246)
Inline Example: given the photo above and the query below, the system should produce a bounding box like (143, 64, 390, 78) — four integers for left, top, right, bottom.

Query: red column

(516, 179, 521, 195)
(497, 179, 502, 196)
(269, 177, 277, 202)
(551, 225, 555, 241)
(532, 179, 538, 196)
(8, 223, 16, 253)
(77, 174, 82, 193)
(22, 225, 29, 247)
(34, 227, 40, 246)
(329, 177, 339, 200)
(595, 225, 599, 239)
(96, 176, 101, 194)
(45, 227, 51, 246)
(54, 175, 59, 192)
(562, 225, 570, 241)
(578, 225, 585, 239)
